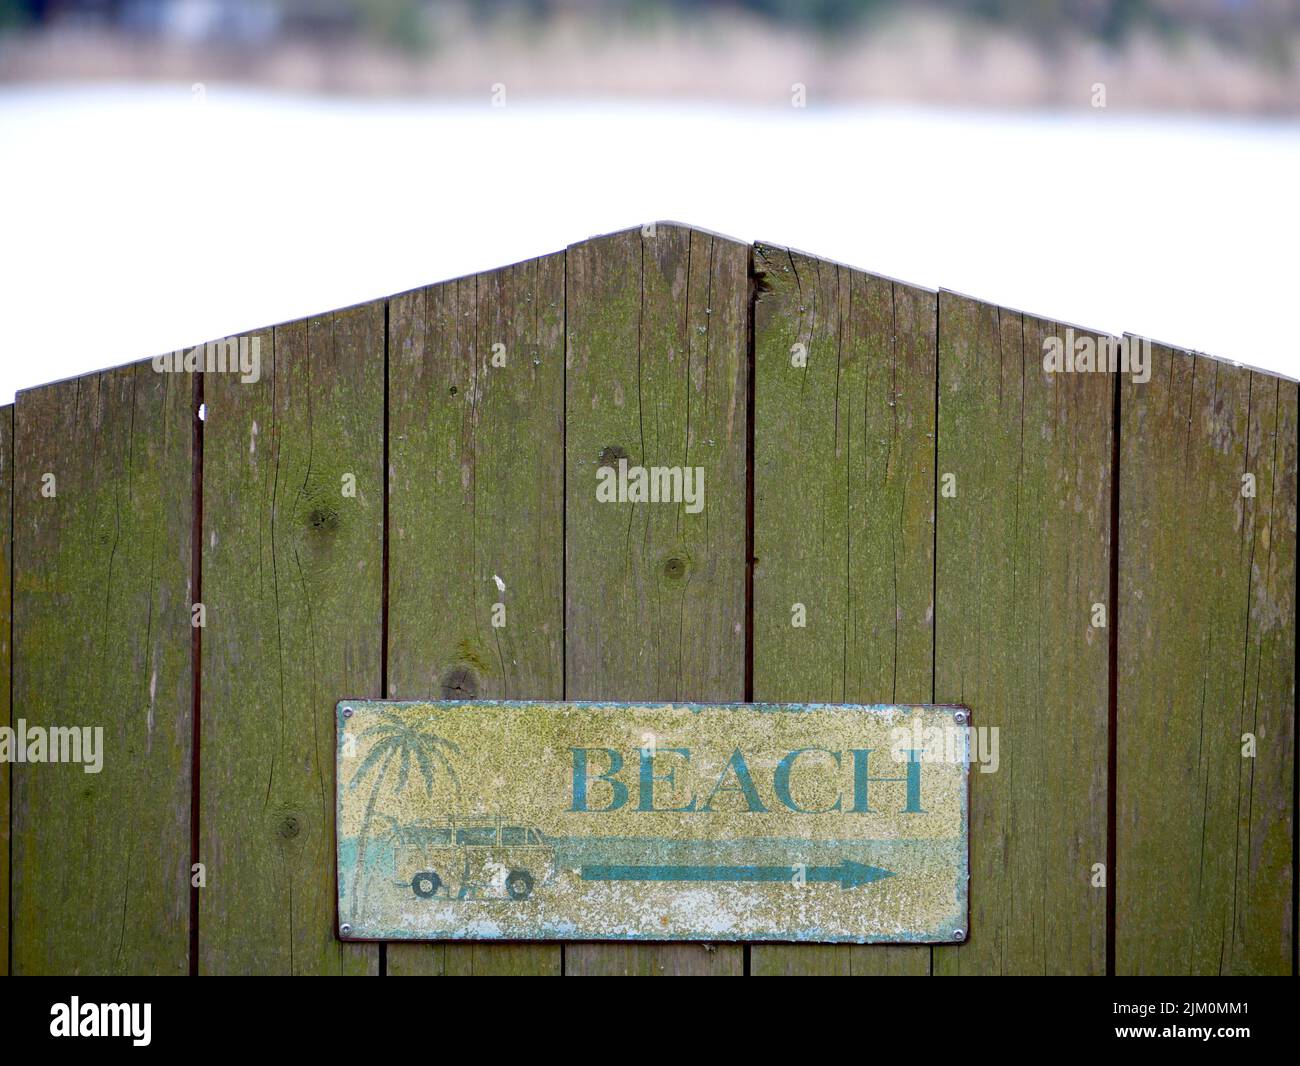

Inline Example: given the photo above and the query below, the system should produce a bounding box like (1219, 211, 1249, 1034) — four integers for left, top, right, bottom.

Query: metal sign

(336, 700, 969, 943)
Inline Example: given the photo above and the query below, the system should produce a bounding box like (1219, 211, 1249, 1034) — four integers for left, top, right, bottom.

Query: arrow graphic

(580, 859, 893, 890)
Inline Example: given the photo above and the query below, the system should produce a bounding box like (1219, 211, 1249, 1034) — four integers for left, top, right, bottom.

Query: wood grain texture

(12, 364, 193, 974)
(199, 309, 383, 975)
(1117, 344, 1295, 975)
(749, 245, 936, 976)
(0, 404, 11, 977)
(564, 224, 748, 975)
(931, 297, 1110, 975)
(5, 235, 1295, 978)
(385, 255, 565, 977)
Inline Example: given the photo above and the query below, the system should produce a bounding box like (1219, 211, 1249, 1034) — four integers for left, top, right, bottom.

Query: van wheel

(505, 870, 534, 900)
(412, 871, 441, 899)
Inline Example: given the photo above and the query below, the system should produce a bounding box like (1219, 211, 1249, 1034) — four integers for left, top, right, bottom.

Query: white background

(1, 84, 1296, 401)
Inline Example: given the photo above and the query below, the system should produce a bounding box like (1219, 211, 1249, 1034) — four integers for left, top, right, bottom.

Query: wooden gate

(2, 223, 1294, 975)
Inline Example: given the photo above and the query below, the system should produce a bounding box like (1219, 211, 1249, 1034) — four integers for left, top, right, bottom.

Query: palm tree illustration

(349, 712, 461, 921)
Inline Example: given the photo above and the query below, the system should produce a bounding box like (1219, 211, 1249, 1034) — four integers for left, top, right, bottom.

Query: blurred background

(1, 1, 1297, 397)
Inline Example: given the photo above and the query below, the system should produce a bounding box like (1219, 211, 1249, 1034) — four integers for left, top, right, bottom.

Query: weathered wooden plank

(564, 224, 748, 975)
(385, 255, 566, 977)
(12, 363, 193, 974)
(1117, 345, 1295, 974)
(200, 310, 383, 975)
(749, 245, 936, 976)
(930, 297, 1110, 975)
(0, 404, 11, 977)
(1237, 375, 1298, 974)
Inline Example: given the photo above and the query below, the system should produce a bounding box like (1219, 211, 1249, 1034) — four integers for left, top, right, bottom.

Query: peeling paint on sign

(336, 700, 969, 943)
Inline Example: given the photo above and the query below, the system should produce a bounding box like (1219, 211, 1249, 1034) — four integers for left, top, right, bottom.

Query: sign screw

(953, 928, 966, 941)
(340, 924, 352, 935)
(953, 710, 968, 724)
(342, 706, 353, 718)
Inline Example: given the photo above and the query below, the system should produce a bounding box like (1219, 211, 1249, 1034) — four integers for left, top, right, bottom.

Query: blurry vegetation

(2, 0, 1296, 97)
(7, 1, 1300, 52)
(0, 0, 30, 33)
(458, 1, 1300, 51)
(357, 0, 432, 53)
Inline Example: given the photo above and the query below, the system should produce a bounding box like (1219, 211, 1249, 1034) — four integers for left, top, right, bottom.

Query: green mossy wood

(200, 307, 383, 975)
(932, 297, 1110, 975)
(564, 225, 749, 975)
(1, 405, 11, 977)
(3, 223, 1295, 975)
(12, 365, 194, 974)
(1117, 346, 1296, 975)
(386, 254, 565, 977)
(750, 245, 936, 976)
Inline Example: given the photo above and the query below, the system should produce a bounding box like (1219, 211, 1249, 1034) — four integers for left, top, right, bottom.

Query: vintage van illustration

(390, 816, 557, 902)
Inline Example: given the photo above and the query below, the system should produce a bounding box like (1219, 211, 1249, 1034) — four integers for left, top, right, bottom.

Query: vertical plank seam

(745, 246, 757, 710)
(6, 404, 12, 977)
(929, 290, 940, 978)
(561, 248, 568, 978)
(744, 243, 758, 977)
(1291, 382, 1299, 979)
(380, 298, 390, 979)
(1106, 353, 1121, 976)
(189, 367, 203, 976)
